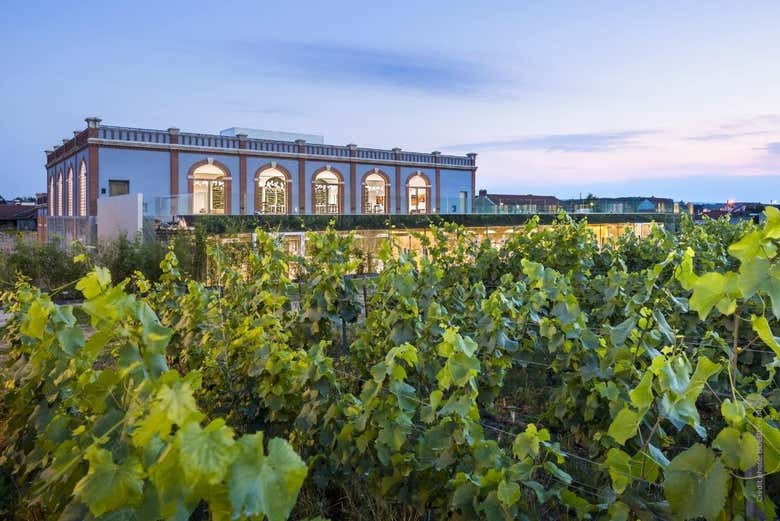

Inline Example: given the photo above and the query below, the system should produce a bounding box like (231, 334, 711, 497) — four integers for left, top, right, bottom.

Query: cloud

(759, 142, 780, 154)
(686, 130, 768, 141)
(224, 105, 302, 117)
(444, 130, 658, 153)
(720, 114, 780, 131)
(234, 41, 506, 95)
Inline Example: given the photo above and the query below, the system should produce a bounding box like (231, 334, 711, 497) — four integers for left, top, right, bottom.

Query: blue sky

(1, 0, 779, 201)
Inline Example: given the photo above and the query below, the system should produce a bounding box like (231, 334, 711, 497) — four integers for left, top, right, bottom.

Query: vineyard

(2, 212, 780, 520)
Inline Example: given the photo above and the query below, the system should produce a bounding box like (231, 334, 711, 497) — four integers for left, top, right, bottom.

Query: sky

(1, 0, 779, 202)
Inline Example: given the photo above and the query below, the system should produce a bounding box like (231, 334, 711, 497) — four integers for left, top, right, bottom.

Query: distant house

(561, 196, 675, 214)
(475, 190, 560, 214)
(0, 203, 40, 251)
(694, 201, 770, 224)
(0, 204, 38, 231)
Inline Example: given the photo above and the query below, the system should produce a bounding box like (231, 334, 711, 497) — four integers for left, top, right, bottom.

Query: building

(0, 203, 37, 231)
(45, 118, 478, 236)
(0, 202, 40, 251)
(474, 191, 677, 215)
(560, 196, 676, 214)
(694, 201, 775, 224)
(474, 190, 560, 214)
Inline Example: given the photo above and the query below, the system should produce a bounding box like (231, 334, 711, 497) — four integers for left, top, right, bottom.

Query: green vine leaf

(21, 299, 52, 339)
(76, 267, 112, 299)
(512, 424, 550, 460)
(690, 272, 739, 319)
(177, 419, 237, 485)
(764, 206, 780, 238)
(712, 427, 759, 471)
(74, 447, 144, 517)
(751, 315, 780, 357)
(604, 448, 633, 494)
(720, 398, 746, 426)
(607, 407, 641, 446)
(756, 418, 780, 475)
(496, 480, 521, 507)
(228, 434, 308, 521)
(663, 444, 728, 521)
(629, 371, 654, 410)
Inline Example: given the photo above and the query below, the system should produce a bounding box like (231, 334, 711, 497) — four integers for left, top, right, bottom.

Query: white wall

(97, 193, 142, 242)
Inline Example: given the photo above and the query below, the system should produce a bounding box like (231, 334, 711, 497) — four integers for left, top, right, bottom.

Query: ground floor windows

(407, 174, 429, 214)
(191, 163, 228, 214)
(313, 169, 341, 214)
(193, 179, 225, 214)
(362, 172, 388, 214)
(255, 167, 288, 214)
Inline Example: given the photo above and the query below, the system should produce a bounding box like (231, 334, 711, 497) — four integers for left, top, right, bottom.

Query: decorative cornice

(73, 138, 476, 171)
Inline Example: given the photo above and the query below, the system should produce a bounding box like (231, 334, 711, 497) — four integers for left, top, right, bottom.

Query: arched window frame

(254, 163, 292, 214)
(311, 167, 344, 215)
(66, 166, 74, 216)
(56, 170, 63, 216)
(187, 160, 232, 215)
(406, 172, 431, 214)
(360, 169, 391, 214)
(48, 175, 55, 216)
(79, 160, 87, 216)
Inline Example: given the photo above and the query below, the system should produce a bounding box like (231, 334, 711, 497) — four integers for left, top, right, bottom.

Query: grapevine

(1, 212, 779, 520)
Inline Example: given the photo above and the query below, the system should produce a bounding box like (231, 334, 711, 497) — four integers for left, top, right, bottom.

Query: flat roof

(220, 127, 324, 144)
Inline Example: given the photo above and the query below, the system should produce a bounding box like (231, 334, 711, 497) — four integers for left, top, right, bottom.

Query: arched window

(56, 171, 63, 216)
(191, 163, 227, 214)
(48, 175, 55, 216)
(79, 161, 87, 216)
(66, 167, 74, 216)
(362, 172, 389, 214)
(407, 174, 430, 214)
(312, 169, 341, 214)
(255, 167, 288, 214)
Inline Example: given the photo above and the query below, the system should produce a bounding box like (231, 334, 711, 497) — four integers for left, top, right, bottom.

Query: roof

(702, 210, 729, 219)
(220, 127, 325, 144)
(482, 193, 560, 206)
(636, 199, 656, 211)
(0, 204, 38, 221)
(590, 196, 674, 203)
(49, 121, 476, 170)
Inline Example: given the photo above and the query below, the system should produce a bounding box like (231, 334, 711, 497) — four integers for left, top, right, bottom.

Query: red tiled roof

(0, 204, 38, 221)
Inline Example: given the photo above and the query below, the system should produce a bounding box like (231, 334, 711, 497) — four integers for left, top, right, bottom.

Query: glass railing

(149, 195, 680, 219)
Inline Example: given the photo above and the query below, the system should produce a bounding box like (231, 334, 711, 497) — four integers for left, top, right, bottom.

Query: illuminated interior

(255, 168, 287, 214)
(192, 163, 226, 215)
(407, 174, 428, 214)
(313, 170, 340, 214)
(362, 173, 387, 214)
